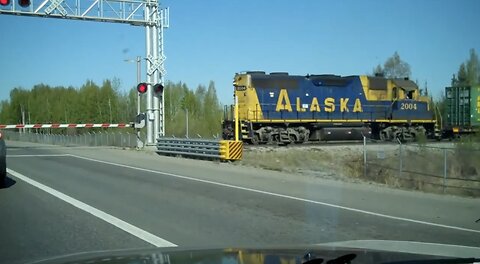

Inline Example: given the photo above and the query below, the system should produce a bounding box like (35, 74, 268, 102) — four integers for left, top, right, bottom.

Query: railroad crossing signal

(18, 0, 30, 7)
(137, 83, 148, 94)
(153, 83, 164, 94)
(0, 0, 169, 145)
(137, 83, 164, 95)
(0, 0, 30, 6)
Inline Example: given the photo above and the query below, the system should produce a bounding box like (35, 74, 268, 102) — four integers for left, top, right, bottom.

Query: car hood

(30, 240, 480, 264)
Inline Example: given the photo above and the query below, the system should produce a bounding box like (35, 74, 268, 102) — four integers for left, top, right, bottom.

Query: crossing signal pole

(0, 0, 169, 145)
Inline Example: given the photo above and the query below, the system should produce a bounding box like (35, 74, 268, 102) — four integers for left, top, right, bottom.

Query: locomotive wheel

(289, 134, 297, 144)
(250, 134, 260, 145)
(266, 134, 275, 145)
(379, 131, 388, 141)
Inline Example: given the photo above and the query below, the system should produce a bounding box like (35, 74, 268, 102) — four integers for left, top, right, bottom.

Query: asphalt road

(1, 141, 479, 264)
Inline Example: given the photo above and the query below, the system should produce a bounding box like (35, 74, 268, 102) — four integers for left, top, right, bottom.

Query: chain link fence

(363, 138, 480, 197)
(2, 130, 143, 148)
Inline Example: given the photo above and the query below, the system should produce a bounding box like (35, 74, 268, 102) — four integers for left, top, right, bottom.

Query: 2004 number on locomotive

(400, 103, 417, 110)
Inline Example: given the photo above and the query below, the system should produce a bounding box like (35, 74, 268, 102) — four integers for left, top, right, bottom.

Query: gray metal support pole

(145, 4, 154, 145)
(363, 135, 367, 178)
(152, 7, 168, 139)
(159, 8, 166, 137)
(152, 18, 160, 141)
(185, 108, 189, 138)
(152, 32, 161, 140)
(21, 105, 25, 134)
(443, 148, 447, 193)
(397, 138, 403, 178)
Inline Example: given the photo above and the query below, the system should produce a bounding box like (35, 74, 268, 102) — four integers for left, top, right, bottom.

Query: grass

(238, 147, 363, 181)
(415, 132, 428, 146)
(238, 143, 480, 197)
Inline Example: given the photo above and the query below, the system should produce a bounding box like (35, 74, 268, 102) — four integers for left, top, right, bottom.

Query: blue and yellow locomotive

(222, 71, 437, 144)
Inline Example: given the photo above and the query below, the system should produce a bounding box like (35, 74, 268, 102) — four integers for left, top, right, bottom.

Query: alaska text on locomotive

(275, 89, 364, 113)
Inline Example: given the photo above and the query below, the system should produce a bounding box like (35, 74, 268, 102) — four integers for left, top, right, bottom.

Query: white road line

(7, 154, 71, 158)
(69, 154, 480, 234)
(7, 168, 177, 248)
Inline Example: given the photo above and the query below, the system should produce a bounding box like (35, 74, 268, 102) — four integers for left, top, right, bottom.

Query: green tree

(374, 51, 411, 78)
(203, 81, 222, 136)
(99, 79, 119, 123)
(169, 82, 190, 115)
(466, 49, 479, 85)
(452, 49, 480, 86)
(0, 78, 225, 138)
(164, 81, 192, 136)
(455, 63, 468, 86)
(9, 88, 30, 124)
(373, 64, 384, 76)
(0, 100, 10, 123)
(117, 88, 137, 123)
(438, 48, 480, 129)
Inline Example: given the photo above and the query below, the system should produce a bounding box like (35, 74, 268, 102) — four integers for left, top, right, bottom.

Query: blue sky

(0, 0, 479, 104)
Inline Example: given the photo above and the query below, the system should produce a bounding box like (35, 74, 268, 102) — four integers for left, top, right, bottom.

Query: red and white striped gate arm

(0, 123, 133, 129)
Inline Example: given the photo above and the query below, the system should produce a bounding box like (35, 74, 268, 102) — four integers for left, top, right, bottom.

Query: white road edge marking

(69, 154, 480, 234)
(7, 168, 177, 248)
(8, 154, 71, 158)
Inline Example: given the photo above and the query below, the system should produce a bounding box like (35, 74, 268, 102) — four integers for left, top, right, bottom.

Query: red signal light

(153, 83, 164, 94)
(0, 0, 10, 6)
(137, 83, 148, 94)
(18, 0, 30, 7)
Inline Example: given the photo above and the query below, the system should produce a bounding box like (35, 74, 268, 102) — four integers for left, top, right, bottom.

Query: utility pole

(136, 56, 141, 115)
(108, 97, 112, 123)
(21, 104, 25, 134)
(28, 111, 31, 133)
(125, 56, 144, 148)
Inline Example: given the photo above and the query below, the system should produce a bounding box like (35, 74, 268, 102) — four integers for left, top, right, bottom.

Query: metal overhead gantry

(0, 0, 168, 145)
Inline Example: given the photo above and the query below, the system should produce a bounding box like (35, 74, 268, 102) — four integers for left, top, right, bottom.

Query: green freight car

(444, 85, 480, 137)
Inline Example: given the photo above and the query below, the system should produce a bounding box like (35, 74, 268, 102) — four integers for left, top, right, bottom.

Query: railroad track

(243, 139, 454, 150)
(244, 140, 384, 150)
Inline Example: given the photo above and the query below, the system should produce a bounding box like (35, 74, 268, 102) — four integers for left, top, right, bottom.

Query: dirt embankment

(238, 145, 366, 182)
(237, 143, 480, 197)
